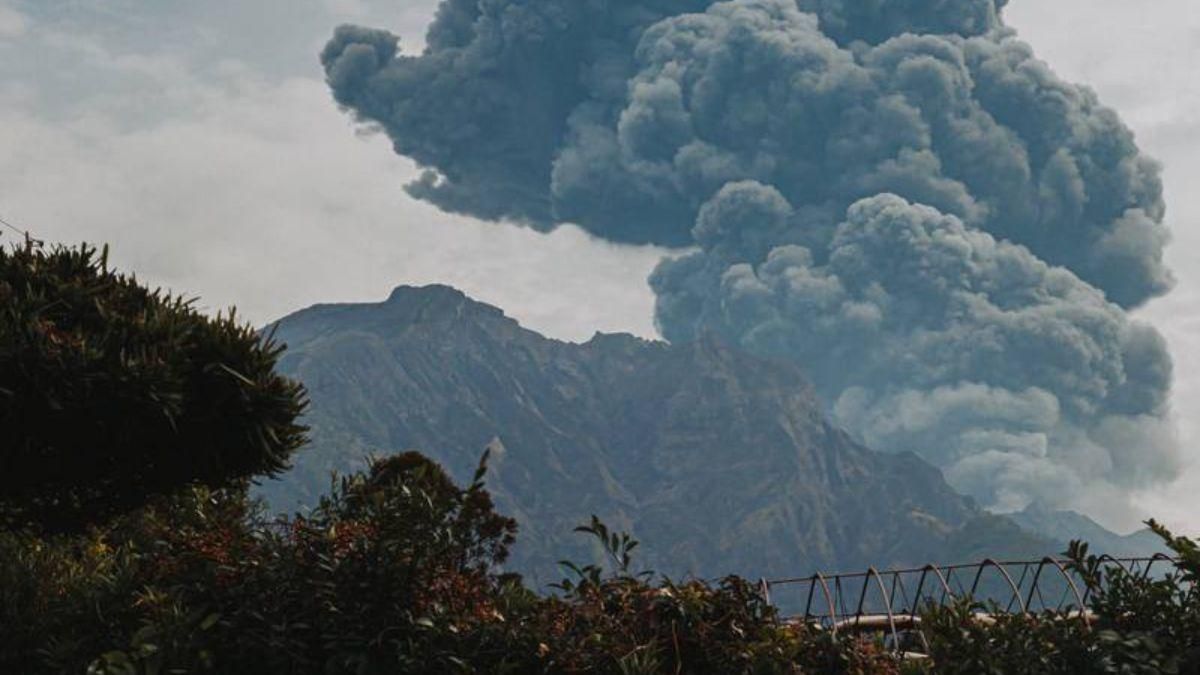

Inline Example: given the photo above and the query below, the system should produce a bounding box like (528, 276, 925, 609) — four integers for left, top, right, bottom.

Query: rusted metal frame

(911, 564, 956, 612)
(765, 557, 1162, 590)
(851, 569, 880, 619)
(1096, 555, 1131, 572)
(765, 556, 1177, 632)
(836, 576, 850, 622)
(911, 568, 930, 615)
(1140, 553, 1176, 581)
(1060, 555, 1143, 611)
(803, 577, 817, 621)
(1032, 561, 1075, 613)
(1026, 557, 1088, 629)
(1128, 558, 1147, 579)
(1006, 562, 1033, 614)
(1079, 556, 1130, 605)
(899, 572, 920, 617)
(909, 565, 954, 658)
(758, 577, 772, 608)
(1026, 560, 1054, 612)
(812, 573, 838, 635)
(1054, 561, 1089, 622)
(969, 559, 1027, 614)
(1055, 576, 1076, 613)
(887, 571, 901, 613)
(889, 571, 915, 617)
(889, 570, 931, 655)
(945, 566, 971, 602)
(860, 567, 902, 655)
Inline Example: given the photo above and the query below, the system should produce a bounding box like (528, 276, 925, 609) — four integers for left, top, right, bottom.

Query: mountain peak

(263, 283, 1007, 579)
(380, 284, 512, 328)
(385, 283, 468, 305)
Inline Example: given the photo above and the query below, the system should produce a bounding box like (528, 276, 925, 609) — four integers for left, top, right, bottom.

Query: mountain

(259, 285, 1050, 583)
(1010, 503, 1167, 558)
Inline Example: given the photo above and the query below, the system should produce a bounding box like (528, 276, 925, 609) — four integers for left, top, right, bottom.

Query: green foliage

(0, 451, 898, 674)
(542, 514, 899, 673)
(919, 600, 1095, 674)
(1067, 526, 1200, 673)
(538, 570, 896, 674)
(0, 242, 308, 532)
(554, 515, 650, 593)
(0, 452, 520, 673)
(0, 486, 256, 673)
(2, 431, 1196, 674)
(916, 523, 1200, 674)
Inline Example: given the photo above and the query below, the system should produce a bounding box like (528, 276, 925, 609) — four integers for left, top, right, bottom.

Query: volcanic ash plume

(321, 0, 1180, 527)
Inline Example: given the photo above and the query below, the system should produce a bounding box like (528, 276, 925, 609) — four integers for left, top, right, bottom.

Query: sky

(1001, 1, 1200, 535)
(0, 0, 1196, 534)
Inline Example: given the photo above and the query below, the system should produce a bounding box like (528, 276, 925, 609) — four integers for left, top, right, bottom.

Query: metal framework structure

(759, 555, 1178, 657)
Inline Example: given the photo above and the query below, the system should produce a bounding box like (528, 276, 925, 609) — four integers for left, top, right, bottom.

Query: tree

(0, 451, 525, 673)
(0, 242, 307, 532)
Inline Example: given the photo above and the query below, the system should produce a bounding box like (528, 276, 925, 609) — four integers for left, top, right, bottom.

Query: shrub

(0, 243, 307, 533)
(5, 439, 1195, 674)
(0, 451, 897, 674)
(917, 522, 1200, 674)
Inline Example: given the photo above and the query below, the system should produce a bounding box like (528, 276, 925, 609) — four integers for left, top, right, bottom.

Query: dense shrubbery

(919, 528, 1200, 674)
(0, 450, 897, 674)
(2, 446, 1197, 673)
(0, 243, 307, 532)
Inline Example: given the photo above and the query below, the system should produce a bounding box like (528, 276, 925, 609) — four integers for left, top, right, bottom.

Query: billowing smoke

(321, 0, 1179, 526)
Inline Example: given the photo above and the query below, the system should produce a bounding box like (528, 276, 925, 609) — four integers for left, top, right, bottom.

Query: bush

(0, 451, 897, 674)
(917, 522, 1200, 674)
(0, 451, 526, 673)
(3, 442, 1196, 674)
(0, 243, 307, 533)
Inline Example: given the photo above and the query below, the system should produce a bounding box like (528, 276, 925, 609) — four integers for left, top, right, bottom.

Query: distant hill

(259, 285, 1053, 583)
(1010, 503, 1167, 558)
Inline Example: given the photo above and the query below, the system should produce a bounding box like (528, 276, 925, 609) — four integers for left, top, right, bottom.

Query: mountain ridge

(1010, 503, 1167, 558)
(261, 284, 1055, 582)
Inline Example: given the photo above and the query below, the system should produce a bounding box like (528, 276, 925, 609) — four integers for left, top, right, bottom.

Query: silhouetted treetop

(0, 242, 307, 532)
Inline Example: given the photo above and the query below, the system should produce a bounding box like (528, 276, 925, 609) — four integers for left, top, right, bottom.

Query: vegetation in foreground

(2, 450, 900, 674)
(0, 243, 306, 533)
(1, 242, 1198, 673)
(1, 448, 1197, 674)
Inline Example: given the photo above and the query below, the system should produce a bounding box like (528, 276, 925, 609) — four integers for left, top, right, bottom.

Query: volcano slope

(260, 285, 1050, 582)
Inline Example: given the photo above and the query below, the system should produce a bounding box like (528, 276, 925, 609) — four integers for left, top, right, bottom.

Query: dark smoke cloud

(654, 190, 1177, 514)
(797, 0, 1008, 44)
(323, 0, 1179, 524)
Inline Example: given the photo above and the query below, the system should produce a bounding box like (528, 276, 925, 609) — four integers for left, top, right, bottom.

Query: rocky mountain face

(260, 285, 1050, 583)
